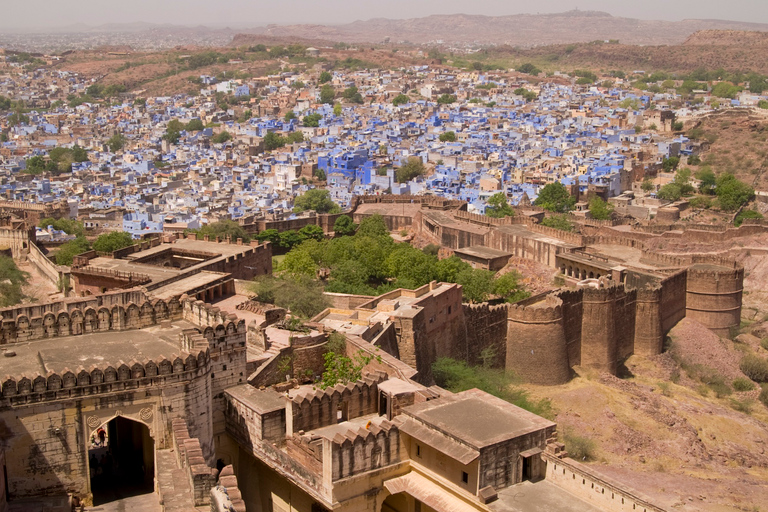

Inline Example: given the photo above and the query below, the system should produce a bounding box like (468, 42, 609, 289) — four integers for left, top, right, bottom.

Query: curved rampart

(580, 284, 620, 374)
(634, 286, 663, 356)
(685, 264, 744, 336)
(506, 295, 570, 385)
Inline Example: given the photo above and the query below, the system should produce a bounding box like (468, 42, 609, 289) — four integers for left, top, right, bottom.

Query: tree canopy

(39, 218, 85, 237)
(715, 174, 754, 211)
(485, 192, 514, 218)
(93, 231, 134, 253)
(534, 183, 575, 213)
(302, 113, 322, 127)
(395, 157, 425, 183)
(439, 131, 456, 142)
(320, 84, 335, 104)
(192, 220, 250, 242)
(0, 256, 29, 307)
(588, 197, 614, 220)
(540, 215, 574, 232)
(333, 215, 357, 236)
(293, 189, 341, 214)
(54, 236, 91, 266)
(392, 94, 408, 106)
(277, 214, 529, 303)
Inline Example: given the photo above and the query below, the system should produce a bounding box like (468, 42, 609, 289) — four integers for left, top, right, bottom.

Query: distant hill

(231, 11, 768, 47)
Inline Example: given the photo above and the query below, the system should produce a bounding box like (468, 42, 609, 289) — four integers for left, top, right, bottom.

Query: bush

(730, 398, 753, 414)
(733, 377, 756, 392)
(759, 385, 768, 407)
(741, 354, 768, 382)
(563, 430, 597, 461)
(249, 276, 330, 318)
(761, 338, 768, 351)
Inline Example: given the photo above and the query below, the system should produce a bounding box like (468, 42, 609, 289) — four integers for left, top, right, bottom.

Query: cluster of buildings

(3, 54, 759, 239)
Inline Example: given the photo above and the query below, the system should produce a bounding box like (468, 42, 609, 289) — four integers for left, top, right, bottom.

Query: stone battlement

(1, 349, 209, 406)
(507, 295, 563, 323)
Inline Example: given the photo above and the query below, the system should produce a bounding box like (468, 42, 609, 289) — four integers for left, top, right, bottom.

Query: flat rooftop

(1, 319, 199, 377)
(454, 246, 512, 259)
(403, 390, 555, 449)
(225, 384, 286, 415)
(126, 238, 253, 259)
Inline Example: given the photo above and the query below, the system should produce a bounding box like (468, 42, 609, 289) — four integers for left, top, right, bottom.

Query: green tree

(319, 71, 332, 83)
(657, 183, 682, 201)
(72, 144, 88, 163)
(213, 131, 232, 144)
(342, 86, 364, 104)
(24, 155, 47, 175)
(540, 215, 574, 232)
(302, 113, 322, 127)
(517, 63, 541, 75)
(284, 111, 297, 121)
(641, 179, 655, 193)
(256, 229, 280, 245)
(734, 209, 763, 227)
(439, 131, 456, 142)
(513, 88, 537, 102)
(395, 157, 425, 183)
(534, 183, 575, 212)
(662, 156, 680, 172)
(392, 94, 408, 106)
(357, 214, 389, 238)
(185, 119, 204, 131)
(93, 231, 134, 253)
(320, 84, 335, 104)
(455, 268, 495, 303)
(493, 271, 530, 303)
(39, 217, 85, 237)
(263, 131, 286, 150)
(0, 255, 29, 307)
(193, 220, 250, 242)
(298, 224, 325, 242)
(333, 215, 357, 236)
(716, 174, 755, 211)
(54, 236, 91, 265)
(107, 133, 126, 152)
(588, 197, 614, 220)
(436, 94, 457, 105)
(333, 103, 342, 116)
(485, 192, 514, 218)
(320, 347, 376, 389)
(293, 189, 341, 214)
(695, 168, 716, 194)
(250, 275, 330, 318)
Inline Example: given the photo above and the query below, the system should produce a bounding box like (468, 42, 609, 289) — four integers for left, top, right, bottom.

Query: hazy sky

(5, 0, 768, 29)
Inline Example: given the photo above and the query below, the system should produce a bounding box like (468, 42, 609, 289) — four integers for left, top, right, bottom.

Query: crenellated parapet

(0, 296, 182, 345)
(328, 418, 400, 481)
(1, 349, 210, 406)
(685, 261, 744, 336)
(182, 298, 239, 329)
(507, 295, 563, 324)
(170, 418, 218, 507)
(287, 371, 388, 435)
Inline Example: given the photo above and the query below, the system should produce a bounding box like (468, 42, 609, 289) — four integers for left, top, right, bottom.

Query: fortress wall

(580, 286, 620, 374)
(0, 348, 215, 501)
(659, 270, 688, 334)
(1, 296, 182, 345)
(506, 296, 570, 385)
(685, 265, 743, 336)
(0, 227, 30, 258)
(485, 230, 561, 267)
(463, 303, 508, 368)
(614, 288, 637, 363)
(329, 420, 400, 481)
(439, 225, 486, 250)
(634, 286, 663, 356)
(289, 332, 330, 383)
(554, 289, 584, 367)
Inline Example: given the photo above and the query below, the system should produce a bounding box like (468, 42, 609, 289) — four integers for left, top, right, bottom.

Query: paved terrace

(1, 320, 199, 377)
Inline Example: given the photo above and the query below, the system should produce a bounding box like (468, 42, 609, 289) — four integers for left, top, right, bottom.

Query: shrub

(759, 385, 768, 407)
(761, 338, 768, 351)
(563, 430, 596, 461)
(730, 398, 753, 414)
(740, 354, 768, 382)
(733, 377, 756, 392)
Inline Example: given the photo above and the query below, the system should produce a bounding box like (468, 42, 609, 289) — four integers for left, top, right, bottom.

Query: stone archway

(88, 416, 155, 505)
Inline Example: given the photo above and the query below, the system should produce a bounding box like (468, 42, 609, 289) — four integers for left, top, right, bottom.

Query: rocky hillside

(231, 11, 768, 47)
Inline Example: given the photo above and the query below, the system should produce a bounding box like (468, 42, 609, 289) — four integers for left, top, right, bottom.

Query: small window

(447, 306, 452, 314)
(416, 444, 421, 457)
(462, 471, 468, 484)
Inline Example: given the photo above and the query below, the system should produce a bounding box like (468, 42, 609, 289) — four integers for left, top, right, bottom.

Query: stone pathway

(155, 449, 198, 512)
(85, 492, 161, 512)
